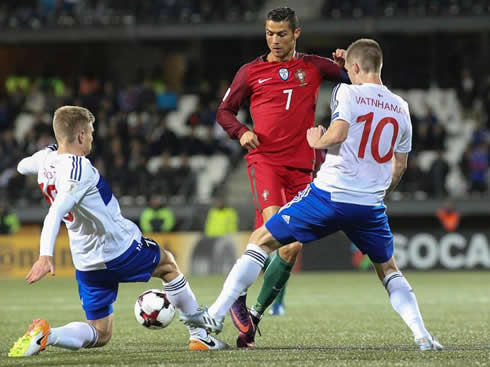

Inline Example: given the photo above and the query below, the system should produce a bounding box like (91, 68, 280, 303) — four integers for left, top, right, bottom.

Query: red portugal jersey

(217, 52, 349, 170)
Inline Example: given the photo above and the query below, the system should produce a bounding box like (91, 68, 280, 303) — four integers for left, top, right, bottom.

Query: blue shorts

(265, 183, 394, 264)
(76, 237, 161, 320)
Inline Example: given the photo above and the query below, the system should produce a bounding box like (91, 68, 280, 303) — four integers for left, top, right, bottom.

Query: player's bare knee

(153, 248, 180, 279)
(93, 328, 112, 347)
(157, 249, 181, 282)
(373, 256, 400, 281)
(249, 226, 280, 254)
(278, 242, 302, 263)
(86, 321, 112, 348)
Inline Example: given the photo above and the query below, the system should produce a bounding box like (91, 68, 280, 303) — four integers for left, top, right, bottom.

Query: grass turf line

(0, 271, 489, 366)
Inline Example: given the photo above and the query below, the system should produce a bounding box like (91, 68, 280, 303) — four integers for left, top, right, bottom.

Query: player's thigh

(76, 270, 119, 331)
(266, 168, 312, 260)
(87, 314, 114, 347)
(284, 167, 313, 203)
(262, 205, 281, 221)
(263, 205, 302, 262)
(107, 237, 162, 283)
(265, 184, 340, 246)
(248, 162, 286, 228)
(342, 205, 394, 265)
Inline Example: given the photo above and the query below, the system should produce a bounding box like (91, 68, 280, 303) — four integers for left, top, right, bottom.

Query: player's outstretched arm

(17, 145, 57, 176)
(26, 255, 55, 284)
(386, 152, 408, 197)
(307, 120, 349, 149)
(29, 191, 77, 283)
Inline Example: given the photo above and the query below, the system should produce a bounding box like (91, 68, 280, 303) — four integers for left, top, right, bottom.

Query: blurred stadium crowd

(1, 0, 488, 29)
(0, 68, 245, 205)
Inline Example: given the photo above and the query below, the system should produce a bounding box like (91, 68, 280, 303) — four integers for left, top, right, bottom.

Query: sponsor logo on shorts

(282, 215, 290, 224)
(262, 190, 270, 201)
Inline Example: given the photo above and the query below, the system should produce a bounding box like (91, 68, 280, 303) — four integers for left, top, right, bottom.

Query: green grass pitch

(1, 271, 489, 366)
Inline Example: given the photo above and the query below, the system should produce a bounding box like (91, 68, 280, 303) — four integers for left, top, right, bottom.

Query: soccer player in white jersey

(8, 106, 227, 357)
(181, 39, 443, 352)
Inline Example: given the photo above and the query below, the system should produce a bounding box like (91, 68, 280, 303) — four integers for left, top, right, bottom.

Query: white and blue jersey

(18, 146, 161, 319)
(18, 147, 142, 271)
(265, 83, 412, 263)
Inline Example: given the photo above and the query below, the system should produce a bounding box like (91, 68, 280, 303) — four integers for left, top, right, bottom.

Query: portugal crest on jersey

(295, 68, 308, 86)
(279, 68, 289, 81)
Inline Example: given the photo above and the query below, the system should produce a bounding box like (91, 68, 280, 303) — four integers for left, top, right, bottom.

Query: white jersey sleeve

(330, 84, 354, 125)
(17, 144, 58, 176)
(395, 101, 412, 153)
(39, 156, 96, 256)
(39, 192, 77, 256)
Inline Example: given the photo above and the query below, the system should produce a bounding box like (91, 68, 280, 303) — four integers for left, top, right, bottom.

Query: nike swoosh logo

(36, 333, 49, 346)
(258, 78, 272, 84)
(198, 337, 216, 347)
(230, 308, 250, 333)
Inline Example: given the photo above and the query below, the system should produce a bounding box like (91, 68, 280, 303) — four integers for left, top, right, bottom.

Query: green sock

(273, 285, 286, 306)
(254, 252, 294, 315)
(262, 253, 273, 271)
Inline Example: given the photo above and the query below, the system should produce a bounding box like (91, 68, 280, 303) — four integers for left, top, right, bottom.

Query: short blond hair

(346, 38, 383, 73)
(53, 106, 95, 143)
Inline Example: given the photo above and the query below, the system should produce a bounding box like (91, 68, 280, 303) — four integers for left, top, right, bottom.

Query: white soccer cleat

(415, 335, 444, 351)
(188, 333, 229, 350)
(8, 319, 51, 357)
(180, 307, 224, 334)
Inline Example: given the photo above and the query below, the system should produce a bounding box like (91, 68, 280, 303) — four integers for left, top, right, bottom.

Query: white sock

(208, 244, 267, 319)
(164, 273, 206, 338)
(383, 272, 430, 340)
(47, 322, 98, 350)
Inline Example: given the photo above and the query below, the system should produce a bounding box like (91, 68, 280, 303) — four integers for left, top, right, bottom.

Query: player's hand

(307, 126, 326, 148)
(25, 256, 55, 284)
(239, 131, 260, 151)
(332, 49, 346, 69)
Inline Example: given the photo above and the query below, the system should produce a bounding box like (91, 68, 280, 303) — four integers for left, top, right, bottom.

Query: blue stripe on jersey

(70, 156, 76, 180)
(96, 175, 113, 205)
(77, 157, 82, 181)
(331, 111, 340, 121)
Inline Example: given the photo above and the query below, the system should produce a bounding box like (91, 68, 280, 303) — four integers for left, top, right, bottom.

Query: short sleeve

(330, 84, 354, 125)
(395, 102, 412, 153)
(56, 156, 97, 203)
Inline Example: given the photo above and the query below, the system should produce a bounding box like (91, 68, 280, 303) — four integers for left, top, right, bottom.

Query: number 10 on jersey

(356, 112, 399, 163)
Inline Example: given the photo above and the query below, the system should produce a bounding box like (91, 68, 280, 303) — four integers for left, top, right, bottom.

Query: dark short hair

(266, 7, 299, 31)
(346, 39, 383, 73)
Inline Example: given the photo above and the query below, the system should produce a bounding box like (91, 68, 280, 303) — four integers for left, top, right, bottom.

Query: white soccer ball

(134, 289, 175, 329)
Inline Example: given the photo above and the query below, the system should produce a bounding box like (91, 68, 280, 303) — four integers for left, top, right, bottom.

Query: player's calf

(277, 241, 302, 263)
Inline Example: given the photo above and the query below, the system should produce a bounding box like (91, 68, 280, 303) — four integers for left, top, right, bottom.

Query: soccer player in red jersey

(217, 7, 349, 348)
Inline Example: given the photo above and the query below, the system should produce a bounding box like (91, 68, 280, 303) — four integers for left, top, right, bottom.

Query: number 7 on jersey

(283, 89, 293, 110)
